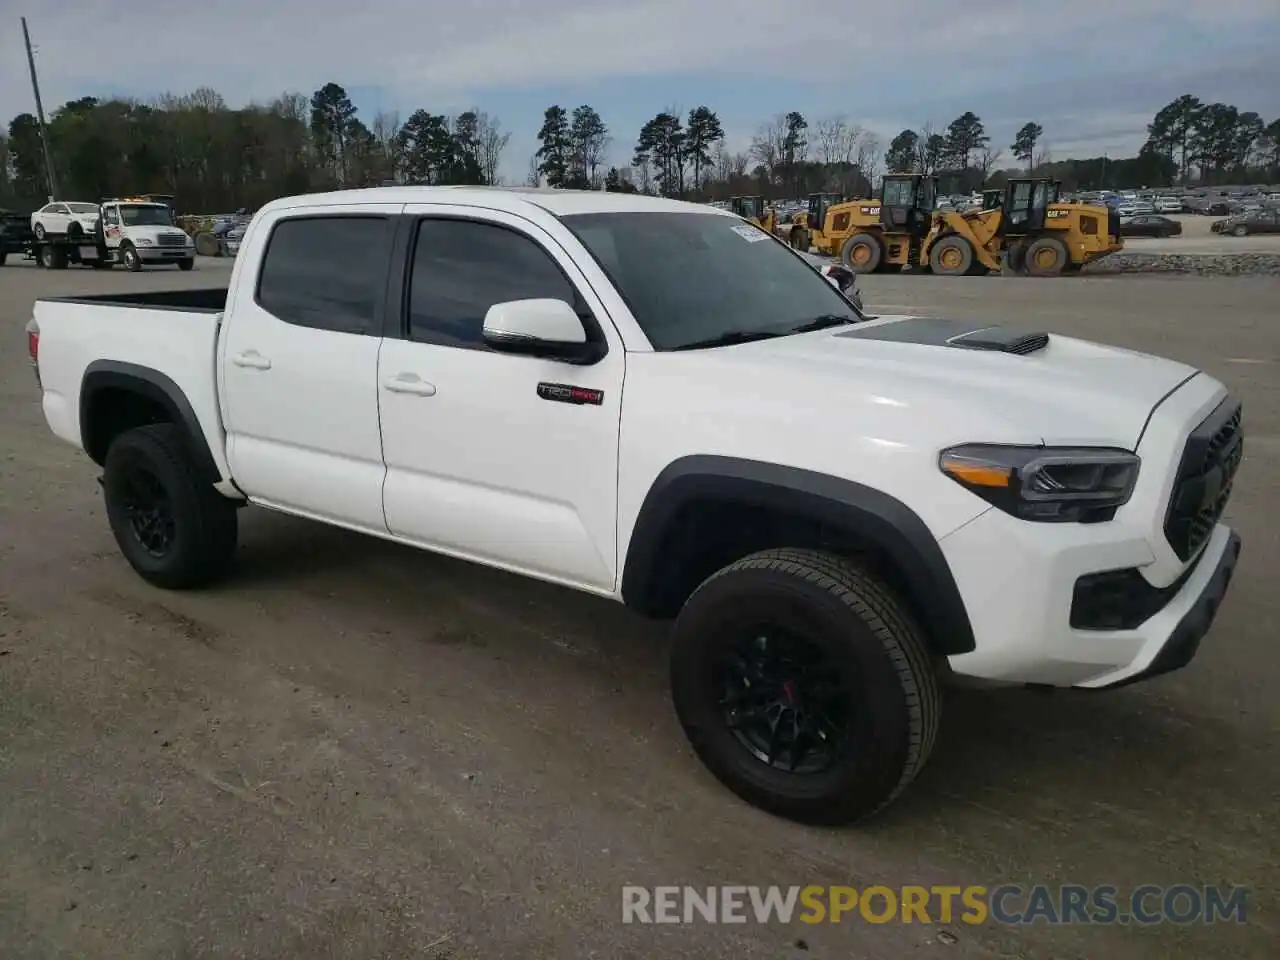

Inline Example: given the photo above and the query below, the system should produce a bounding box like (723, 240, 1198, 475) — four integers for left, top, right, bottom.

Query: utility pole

(21, 16, 60, 200)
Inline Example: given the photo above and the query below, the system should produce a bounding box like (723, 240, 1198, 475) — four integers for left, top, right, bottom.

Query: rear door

(219, 204, 401, 530)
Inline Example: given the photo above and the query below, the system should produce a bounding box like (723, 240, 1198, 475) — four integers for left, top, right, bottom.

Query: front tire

(120, 243, 143, 272)
(670, 548, 940, 825)
(103, 423, 238, 589)
(177, 258, 194, 271)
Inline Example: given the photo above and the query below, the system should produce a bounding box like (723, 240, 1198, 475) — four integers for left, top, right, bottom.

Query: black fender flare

(620, 455, 976, 655)
(80, 359, 221, 483)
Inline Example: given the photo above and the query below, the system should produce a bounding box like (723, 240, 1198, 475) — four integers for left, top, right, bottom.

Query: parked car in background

(1, 209, 36, 265)
(1212, 209, 1280, 236)
(1126, 201, 1156, 217)
(1154, 196, 1181, 214)
(31, 201, 101, 240)
(1120, 215, 1183, 238)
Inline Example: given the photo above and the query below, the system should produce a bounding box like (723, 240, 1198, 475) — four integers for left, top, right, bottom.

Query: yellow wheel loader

(801, 175, 938, 273)
(787, 193, 845, 252)
(920, 178, 1123, 277)
(729, 196, 778, 237)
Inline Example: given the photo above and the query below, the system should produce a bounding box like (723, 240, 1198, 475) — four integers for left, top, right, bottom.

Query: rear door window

(256, 216, 390, 335)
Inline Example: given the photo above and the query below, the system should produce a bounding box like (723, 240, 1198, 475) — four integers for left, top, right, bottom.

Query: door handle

(382, 373, 437, 396)
(232, 351, 272, 370)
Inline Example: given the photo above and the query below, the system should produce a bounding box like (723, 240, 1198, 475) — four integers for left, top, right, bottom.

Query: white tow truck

(24, 197, 195, 272)
(26, 186, 1243, 823)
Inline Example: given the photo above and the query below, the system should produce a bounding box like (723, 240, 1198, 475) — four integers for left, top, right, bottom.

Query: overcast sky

(4, 1, 1278, 183)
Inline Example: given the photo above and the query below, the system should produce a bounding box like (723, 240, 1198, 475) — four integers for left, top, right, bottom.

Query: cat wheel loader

(729, 196, 777, 236)
(786, 193, 845, 252)
(801, 175, 938, 273)
(922, 178, 1123, 276)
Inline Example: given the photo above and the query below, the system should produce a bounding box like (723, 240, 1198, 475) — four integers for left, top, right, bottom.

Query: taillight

(25, 319, 40, 388)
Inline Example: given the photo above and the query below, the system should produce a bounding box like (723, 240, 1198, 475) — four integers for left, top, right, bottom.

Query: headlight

(939, 444, 1140, 523)
(137, 238, 154, 246)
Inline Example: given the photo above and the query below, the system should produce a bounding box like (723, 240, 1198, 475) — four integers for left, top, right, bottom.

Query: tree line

(4, 86, 1278, 213)
(0, 82, 512, 212)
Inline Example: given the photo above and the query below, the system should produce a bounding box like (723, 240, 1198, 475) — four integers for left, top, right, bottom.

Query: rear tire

(1025, 236, 1070, 276)
(34, 222, 47, 241)
(670, 548, 940, 825)
(841, 233, 883, 274)
(103, 423, 238, 590)
(1231, 224, 1247, 238)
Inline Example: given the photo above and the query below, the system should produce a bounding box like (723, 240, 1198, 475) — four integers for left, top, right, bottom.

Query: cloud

(3, 0, 1277, 179)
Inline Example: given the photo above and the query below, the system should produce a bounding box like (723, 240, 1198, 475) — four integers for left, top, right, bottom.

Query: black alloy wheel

(117, 463, 177, 558)
(717, 627, 851, 775)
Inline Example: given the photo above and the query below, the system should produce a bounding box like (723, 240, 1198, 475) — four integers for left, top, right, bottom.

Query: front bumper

(136, 245, 194, 260)
(941, 515, 1240, 688)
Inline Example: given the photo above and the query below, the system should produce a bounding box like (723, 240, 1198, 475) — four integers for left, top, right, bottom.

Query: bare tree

(977, 145, 1003, 182)
(475, 112, 511, 185)
(814, 115, 847, 167)
(836, 122, 866, 165)
(1033, 144, 1052, 169)
(526, 153, 541, 187)
(856, 132, 882, 191)
(371, 111, 402, 180)
(712, 141, 733, 183)
(749, 114, 788, 183)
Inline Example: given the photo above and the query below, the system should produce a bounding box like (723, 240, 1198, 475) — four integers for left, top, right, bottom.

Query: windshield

(119, 204, 173, 226)
(562, 211, 863, 351)
(66, 202, 99, 214)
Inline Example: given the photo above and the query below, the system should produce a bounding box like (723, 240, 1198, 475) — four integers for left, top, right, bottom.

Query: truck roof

(256, 186, 733, 219)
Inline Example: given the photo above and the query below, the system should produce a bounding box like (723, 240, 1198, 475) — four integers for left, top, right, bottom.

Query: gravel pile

(1083, 253, 1280, 277)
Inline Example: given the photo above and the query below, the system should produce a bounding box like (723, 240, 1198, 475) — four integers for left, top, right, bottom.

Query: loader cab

(879, 175, 936, 237)
(1002, 178, 1058, 235)
(730, 196, 765, 222)
(807, 193, 843, 230)
(982, 188, 1004, 210)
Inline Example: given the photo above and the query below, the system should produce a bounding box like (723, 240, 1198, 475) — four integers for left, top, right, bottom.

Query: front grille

(157, 232, 187, 247)
(1163, 398, 1243, 561)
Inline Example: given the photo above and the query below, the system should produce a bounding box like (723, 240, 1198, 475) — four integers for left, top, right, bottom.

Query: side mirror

(482, 298, 597, 362)
(821, 264, 855, 294)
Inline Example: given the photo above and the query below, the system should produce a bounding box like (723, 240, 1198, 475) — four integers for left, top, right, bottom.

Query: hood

(675, 316, 1200, 449)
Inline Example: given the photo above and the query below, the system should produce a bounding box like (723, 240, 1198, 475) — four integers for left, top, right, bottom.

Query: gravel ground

(2, 259, 1279, 959)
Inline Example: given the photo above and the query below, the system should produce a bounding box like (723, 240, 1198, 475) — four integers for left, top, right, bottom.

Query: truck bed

(33, 294, 231, 481)
(40, 288, 228, 312)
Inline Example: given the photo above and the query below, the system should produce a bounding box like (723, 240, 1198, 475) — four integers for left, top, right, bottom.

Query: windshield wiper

(672, 330, 785, 351)
(789, 313, 855, 333)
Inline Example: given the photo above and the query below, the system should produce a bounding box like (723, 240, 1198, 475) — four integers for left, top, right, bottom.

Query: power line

(21, 16, 60, 200)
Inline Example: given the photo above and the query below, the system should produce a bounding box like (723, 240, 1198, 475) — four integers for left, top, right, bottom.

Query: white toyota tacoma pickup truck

(26, 187, 1244, 824)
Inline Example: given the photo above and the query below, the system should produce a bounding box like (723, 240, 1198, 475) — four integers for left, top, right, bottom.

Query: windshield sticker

(730, 223, 769, 243)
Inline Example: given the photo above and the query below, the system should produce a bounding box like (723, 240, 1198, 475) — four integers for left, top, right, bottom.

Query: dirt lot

(2, 258, 1278, 959)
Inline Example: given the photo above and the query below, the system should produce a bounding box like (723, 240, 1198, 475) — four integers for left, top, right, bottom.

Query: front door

(377, 205, 625, 592)
(220, 204, 400, 531)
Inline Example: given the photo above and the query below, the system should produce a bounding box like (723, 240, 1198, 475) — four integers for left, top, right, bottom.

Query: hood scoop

(948, 327, 1049, 355)
(836, 317, 1050, 356)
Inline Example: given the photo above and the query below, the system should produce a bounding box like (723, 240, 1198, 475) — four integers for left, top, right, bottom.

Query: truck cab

(99, 199, 195, 271)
